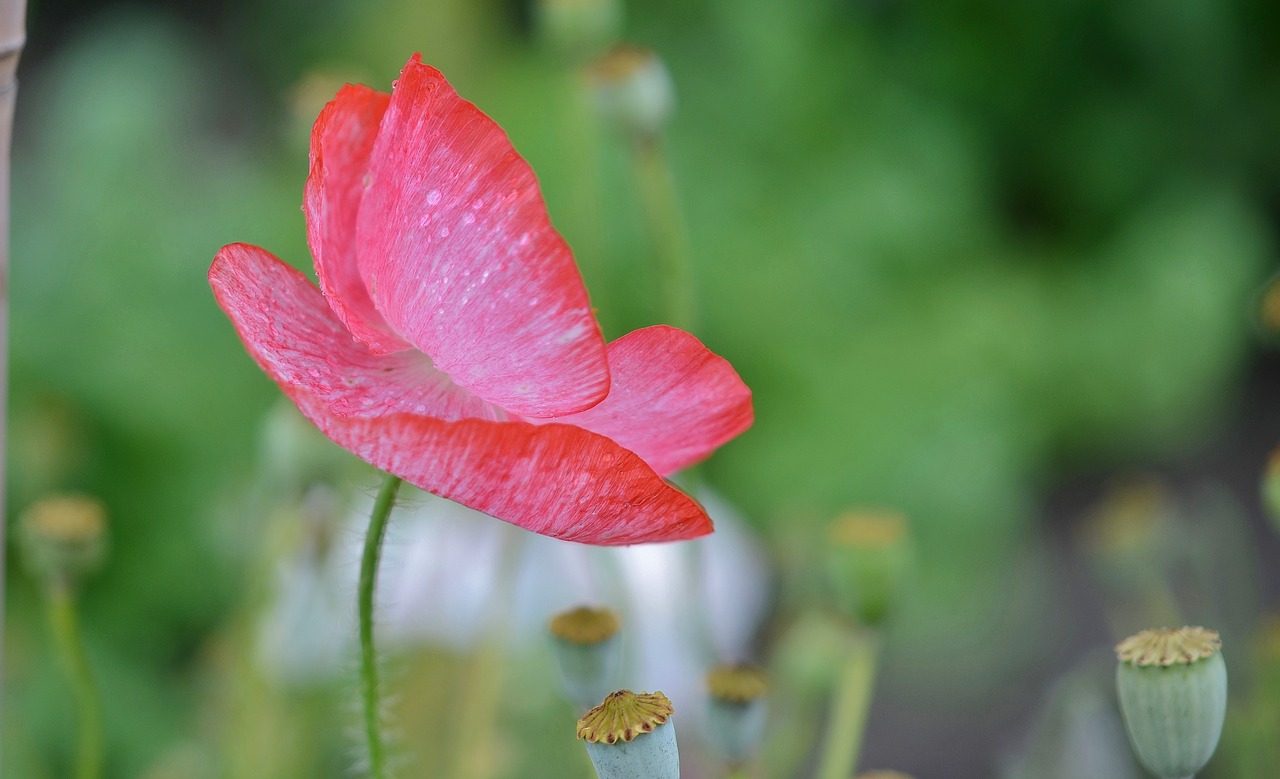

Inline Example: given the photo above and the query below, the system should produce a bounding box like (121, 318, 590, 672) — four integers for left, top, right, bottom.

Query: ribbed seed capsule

(577, 690, 679, 778)
(534, 0, 622, 60)
(588, 45, 674, 141)
(825, 510, 912, 626)
(704, 664, 768, 764)
(1115, 626, 1228, 778)
(19, 495, 108, 584)
(549, 606, 621, 712)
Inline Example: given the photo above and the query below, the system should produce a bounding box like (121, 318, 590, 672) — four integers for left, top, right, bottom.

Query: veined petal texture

(356, 56, 610, 418)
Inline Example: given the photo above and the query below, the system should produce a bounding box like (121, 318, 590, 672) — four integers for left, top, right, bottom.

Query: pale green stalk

(814, 629, 880, 779)
(48, 581, 103, 779)
(631, 137, 695, 332)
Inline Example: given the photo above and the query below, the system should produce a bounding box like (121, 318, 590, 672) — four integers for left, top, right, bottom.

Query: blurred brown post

(0, 0, 26, 757)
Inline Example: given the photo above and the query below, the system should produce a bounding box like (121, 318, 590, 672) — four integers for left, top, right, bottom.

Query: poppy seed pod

(535, 0, 622, 60)
(20, 495, 107, 584)
(550, 605, 622, 711)
(577, 690, 679, 778)
(1115, 627, 1227, 778)
(704, 664, 768, 765)
(588, 45, 674, 141)
(824, 510, 911, 626)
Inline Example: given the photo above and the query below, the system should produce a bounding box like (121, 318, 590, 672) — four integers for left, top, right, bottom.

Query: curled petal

(294, 393, 713, 544)
(210, 243, 503, 422)
(356, 56, 610, 418)
(304, 84, 410, 354)
(548, 326, 754, 476)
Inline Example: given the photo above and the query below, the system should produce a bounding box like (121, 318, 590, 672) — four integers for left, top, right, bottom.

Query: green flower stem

(564, 71, 604, 293)
(48, 580, 103, 779)
(814, 628, 880, 779)
(360, 474, 403, 779)
(630, 137, 695, 332)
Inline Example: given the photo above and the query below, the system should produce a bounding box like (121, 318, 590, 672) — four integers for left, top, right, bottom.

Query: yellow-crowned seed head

(577, 690, 673, 745)
(1116, 626, 1222, 667)
(550, 606, 620, 645)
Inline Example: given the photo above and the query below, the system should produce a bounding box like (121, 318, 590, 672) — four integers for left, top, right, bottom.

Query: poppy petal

(304, 83, 410, 354)
(356, 55, 610, 418)
(292, 393, 713, 545)
(210, 243, 504, 422)
(545, 326, 754, 476)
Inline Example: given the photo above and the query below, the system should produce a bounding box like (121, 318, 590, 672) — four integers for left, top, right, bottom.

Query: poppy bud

(824, 510, 911, 626)
(588, 45, 674, 141)
(1262, 447, 1280, 534)
(19, 494, 107, 585)
(550, 605, 622, 711)
(1115, 626, 1227, 778)
(704, 664, 768, 765)
(535, 0, 622, 61)
(577, 690, 679, 778)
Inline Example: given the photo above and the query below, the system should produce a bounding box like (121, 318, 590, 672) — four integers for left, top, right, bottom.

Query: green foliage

(6, 0, 1279, 775)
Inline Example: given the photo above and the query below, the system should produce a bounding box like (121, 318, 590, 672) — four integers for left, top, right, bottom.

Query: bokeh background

(7, 0, 1280, 776)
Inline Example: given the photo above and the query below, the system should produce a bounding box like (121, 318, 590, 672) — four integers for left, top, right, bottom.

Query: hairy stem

(360, 474, 403, 779)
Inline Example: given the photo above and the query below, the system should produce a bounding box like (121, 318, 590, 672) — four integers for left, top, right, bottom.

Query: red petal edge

(209, 243, 709, 545)
(545, 326, 754, 476)
(305, 83, 410, 354)
(355, 55, 610, 418)
(294, 392, 713, 545)
(210, 242, 504, 421)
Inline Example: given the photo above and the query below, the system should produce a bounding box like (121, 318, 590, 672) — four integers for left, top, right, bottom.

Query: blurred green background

(7, 0, 1280, 776)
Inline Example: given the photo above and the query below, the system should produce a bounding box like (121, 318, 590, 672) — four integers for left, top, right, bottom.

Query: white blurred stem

(0, 0, 25, 767)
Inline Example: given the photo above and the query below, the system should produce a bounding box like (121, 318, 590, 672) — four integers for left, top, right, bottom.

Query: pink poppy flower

(209, 55, 752, 545)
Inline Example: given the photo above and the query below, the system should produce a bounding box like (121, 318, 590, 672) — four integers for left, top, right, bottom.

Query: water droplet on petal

(439, 227, 450, 238)
(462, 212, 476, 225)
(427, 189, 442, 205)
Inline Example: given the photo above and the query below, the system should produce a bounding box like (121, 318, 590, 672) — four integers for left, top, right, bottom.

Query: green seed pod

(19, 494, 108, 585)
(550, 606, 622, 711)
(588, 45, 674, 142)
(824, 510, 912, 627)
(1115, 627, 1228, 778)
(534, 0, 622, 61)
(577, 690, 679, 778)
(704, 664, 768, 765)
